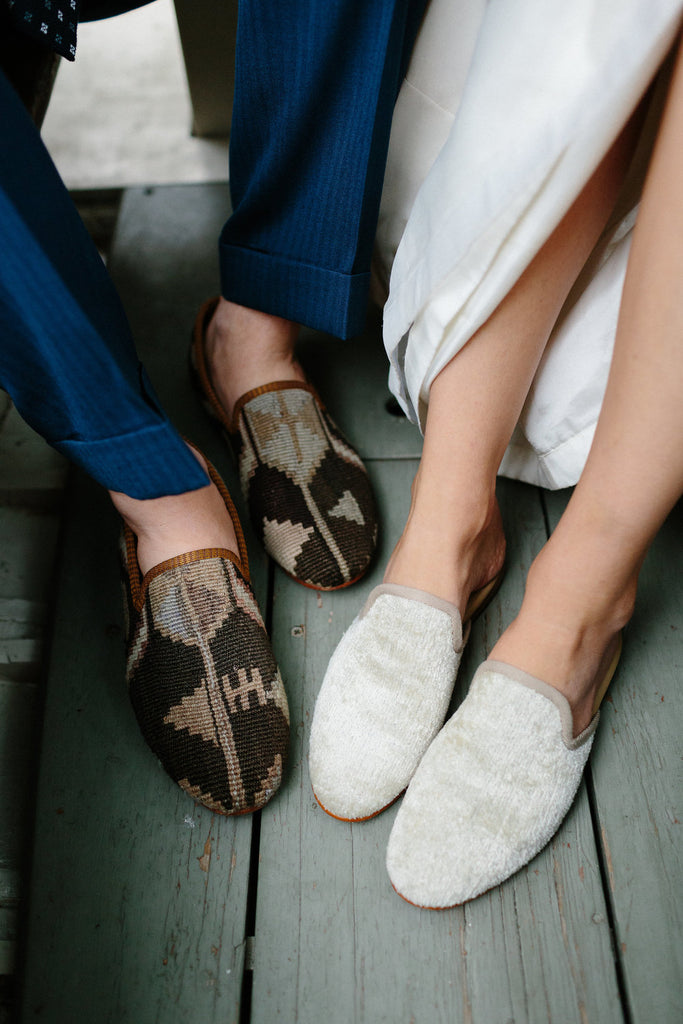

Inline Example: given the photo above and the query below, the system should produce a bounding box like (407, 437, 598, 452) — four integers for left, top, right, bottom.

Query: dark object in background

(0, 9, 60, 126)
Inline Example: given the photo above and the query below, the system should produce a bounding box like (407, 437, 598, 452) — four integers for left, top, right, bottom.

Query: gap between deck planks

(20, 184, 681, 1023)
(0, 389, 68, 1019)
(545, 492, 683, 1024)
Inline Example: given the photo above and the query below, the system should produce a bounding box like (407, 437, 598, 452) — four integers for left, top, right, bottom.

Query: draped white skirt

(374, 0, 682, 488)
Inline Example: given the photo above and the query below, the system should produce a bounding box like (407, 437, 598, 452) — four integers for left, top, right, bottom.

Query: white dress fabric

(374, 0, 682, 488)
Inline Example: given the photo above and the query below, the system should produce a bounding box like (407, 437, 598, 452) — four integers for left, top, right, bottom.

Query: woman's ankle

(384, 487, 506, 615)
(490, 539, 637, 734)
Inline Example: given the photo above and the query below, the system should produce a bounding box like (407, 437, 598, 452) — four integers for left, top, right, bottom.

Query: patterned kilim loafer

(191, 298, 378, 590)
(121, 460, 290, 815)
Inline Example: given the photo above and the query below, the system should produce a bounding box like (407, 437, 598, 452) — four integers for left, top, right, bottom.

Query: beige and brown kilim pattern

(120, 460, 289, 816)
(235, 383, 377, 589)
(191, 299, 378, 590)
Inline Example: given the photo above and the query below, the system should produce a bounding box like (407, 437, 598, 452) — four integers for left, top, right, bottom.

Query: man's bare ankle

(207, 298, 299, 353)
(109, 481, 240, 577)
(204, 298, 304, 415)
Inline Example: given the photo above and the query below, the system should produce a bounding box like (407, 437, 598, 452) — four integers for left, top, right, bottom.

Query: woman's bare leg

(384, 119, 639, 615)
(491, 37, 683, 733)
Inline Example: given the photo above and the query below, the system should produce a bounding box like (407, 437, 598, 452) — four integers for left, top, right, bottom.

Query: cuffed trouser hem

(220, 242, 371, 341)
(54, 421, 210, 500)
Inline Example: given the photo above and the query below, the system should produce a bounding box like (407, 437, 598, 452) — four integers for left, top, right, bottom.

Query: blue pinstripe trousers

(0, 0, 425, 497)
(0, 67, 209, 498)
(221, 0, 426, 339)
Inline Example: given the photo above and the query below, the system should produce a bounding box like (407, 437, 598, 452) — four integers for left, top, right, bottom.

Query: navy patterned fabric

(0, 68, 210, 497)
(4, 0, 81, 60)
(2, 0, 152, 60)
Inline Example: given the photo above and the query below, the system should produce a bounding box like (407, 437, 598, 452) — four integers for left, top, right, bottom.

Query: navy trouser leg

(0, 69, 208, 499)
(220, 0, 426, 339)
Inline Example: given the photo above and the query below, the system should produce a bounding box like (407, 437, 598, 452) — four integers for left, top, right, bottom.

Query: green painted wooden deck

(4, 184, 681, 1023)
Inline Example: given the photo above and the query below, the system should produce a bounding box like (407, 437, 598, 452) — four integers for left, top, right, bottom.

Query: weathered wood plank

(0, 598, 46, 640)
(0, 679, 40, 871)
(545, 492, 683, 1023)
(255, 472, 623, 1023)
(0, 508, 60, 603)
(0, 871, 19, 906)
(0, 979, 14, 1024)
(0, 937, 15, 978)
(0, 513, 57, 681)
(0, 599, 46, 677)
(20, 474, 253, 1023)
(0, 399, 58, 1000)
(0, 639, 42, 674)
(0, 908, 17, 980)
(0, 404, 67, 508)
(0, 680, 39, 986)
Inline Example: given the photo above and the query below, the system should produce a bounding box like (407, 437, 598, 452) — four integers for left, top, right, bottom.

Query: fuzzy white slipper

(309, 582, 488, 822)
(386, 657, 619, 908)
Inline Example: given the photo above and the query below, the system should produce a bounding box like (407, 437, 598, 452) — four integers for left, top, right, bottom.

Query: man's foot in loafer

(192, 298, 378, 590)
(111, 450, 290, 816)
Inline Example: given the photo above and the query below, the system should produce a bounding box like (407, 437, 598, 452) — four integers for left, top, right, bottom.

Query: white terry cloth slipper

(309, 578, 500, 823)
(386, 650, 620, 908)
